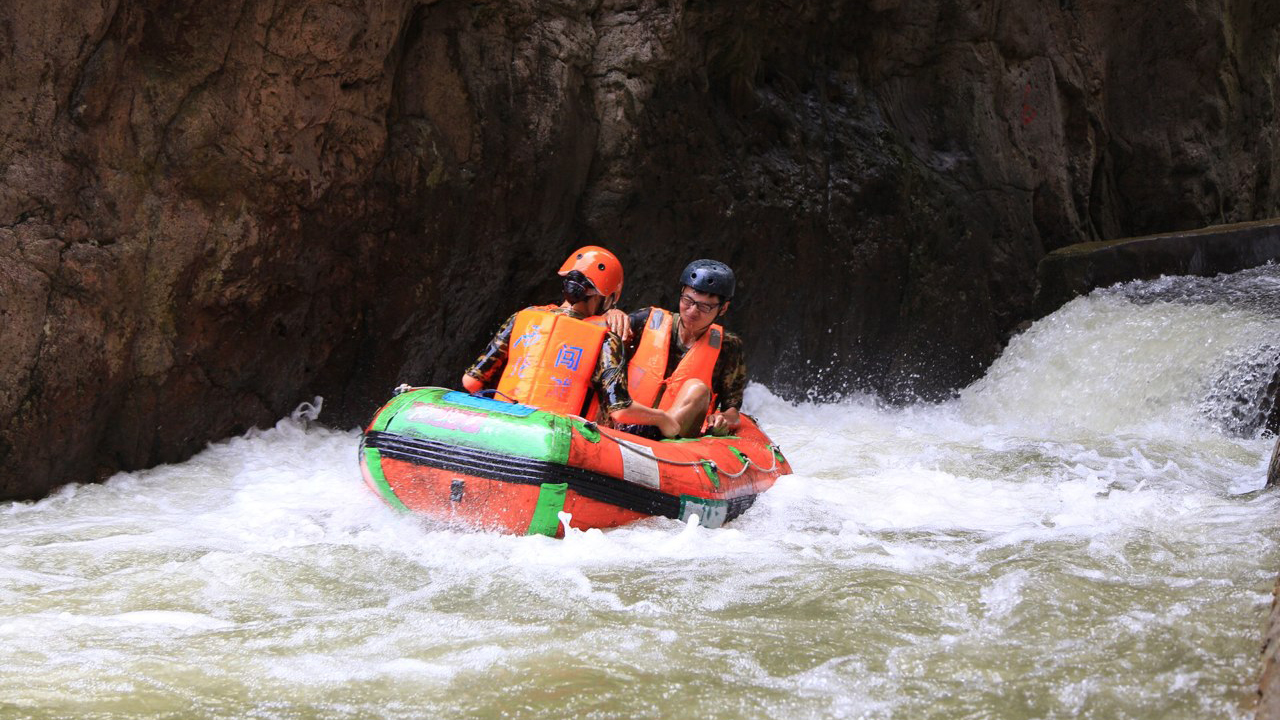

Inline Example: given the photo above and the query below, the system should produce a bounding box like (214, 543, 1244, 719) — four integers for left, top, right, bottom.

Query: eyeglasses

(679, 294, 721, 314)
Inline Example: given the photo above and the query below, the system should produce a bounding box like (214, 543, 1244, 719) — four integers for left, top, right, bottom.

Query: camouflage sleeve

(713, 331, 746, 411)
(594, 331, 633, 413)
(464, 312, 518, 385)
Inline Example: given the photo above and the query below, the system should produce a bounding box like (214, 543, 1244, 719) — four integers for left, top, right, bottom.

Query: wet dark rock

(1264, 559, 1280, 720)
(1270, 434, 1280, 487)
(1, 0, 1278, 500)
(1198, 343, 1280, 439)
(1265, 363, 1280, 439)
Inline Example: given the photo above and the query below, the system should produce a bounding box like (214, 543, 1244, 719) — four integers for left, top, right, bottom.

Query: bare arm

(602, 308, 632, 344)
(706, 332, 746, 435)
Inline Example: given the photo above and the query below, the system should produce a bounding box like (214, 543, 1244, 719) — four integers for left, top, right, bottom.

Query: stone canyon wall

(0, 0, 1277, 499)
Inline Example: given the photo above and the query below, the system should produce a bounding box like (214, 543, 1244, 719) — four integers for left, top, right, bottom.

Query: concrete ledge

(1033, 218, 1280, 316)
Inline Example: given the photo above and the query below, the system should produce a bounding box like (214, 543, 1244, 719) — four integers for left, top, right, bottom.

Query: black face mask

(562, 270, 596, 304)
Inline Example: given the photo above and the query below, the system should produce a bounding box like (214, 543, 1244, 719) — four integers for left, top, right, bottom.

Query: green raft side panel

(371, 387, 572, 464)
(526, 482, 568, 537)
(362, 447, 409, 512)
(679, 495, 729, 528)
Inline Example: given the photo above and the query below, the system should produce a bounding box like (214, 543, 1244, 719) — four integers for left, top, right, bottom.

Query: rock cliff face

(1, 0, 1277, 499)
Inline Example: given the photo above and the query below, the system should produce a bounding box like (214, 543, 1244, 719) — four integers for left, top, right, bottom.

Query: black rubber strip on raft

(362, 431, 757, 522)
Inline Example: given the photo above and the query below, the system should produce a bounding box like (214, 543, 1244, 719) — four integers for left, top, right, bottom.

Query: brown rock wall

(0, 0, 1277, 498)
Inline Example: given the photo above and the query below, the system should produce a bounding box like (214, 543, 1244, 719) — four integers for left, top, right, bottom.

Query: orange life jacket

(627, 307, 722, 414)
(497, 306, 607, 416)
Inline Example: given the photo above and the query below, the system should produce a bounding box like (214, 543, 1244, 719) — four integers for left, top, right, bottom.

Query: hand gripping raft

(359, 387, 792, 536)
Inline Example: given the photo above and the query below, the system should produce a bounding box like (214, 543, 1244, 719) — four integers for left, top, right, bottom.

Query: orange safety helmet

(558, 245, 624, 298)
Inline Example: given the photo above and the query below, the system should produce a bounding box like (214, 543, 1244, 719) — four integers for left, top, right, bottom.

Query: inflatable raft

(359, 387, 792, 535)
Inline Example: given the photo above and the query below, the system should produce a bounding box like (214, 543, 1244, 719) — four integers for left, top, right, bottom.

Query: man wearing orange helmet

(461, 246, 684, 436)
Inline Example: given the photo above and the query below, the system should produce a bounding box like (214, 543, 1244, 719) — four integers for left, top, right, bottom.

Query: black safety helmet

(679, 259, 735, 300)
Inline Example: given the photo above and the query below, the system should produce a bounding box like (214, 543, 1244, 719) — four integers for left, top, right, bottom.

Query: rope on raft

(598, 428, 782, 477)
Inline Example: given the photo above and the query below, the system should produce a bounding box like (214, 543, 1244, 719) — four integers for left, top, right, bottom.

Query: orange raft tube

(359, 387, 792, 536)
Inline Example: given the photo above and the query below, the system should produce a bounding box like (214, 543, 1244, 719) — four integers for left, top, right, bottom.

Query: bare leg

(665, 380, 711, 437)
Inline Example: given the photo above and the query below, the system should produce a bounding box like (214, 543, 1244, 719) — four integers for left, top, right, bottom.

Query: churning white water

(4, 267, 1280, 720)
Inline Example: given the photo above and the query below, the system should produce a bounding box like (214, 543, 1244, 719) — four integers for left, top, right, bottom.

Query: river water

(4, 268, 1280, 720)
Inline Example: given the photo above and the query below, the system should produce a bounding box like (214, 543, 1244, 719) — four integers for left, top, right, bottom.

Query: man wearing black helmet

(607, 259, 747, 439)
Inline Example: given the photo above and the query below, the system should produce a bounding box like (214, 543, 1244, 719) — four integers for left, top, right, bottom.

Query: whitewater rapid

(3, 267, 1280, 720)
